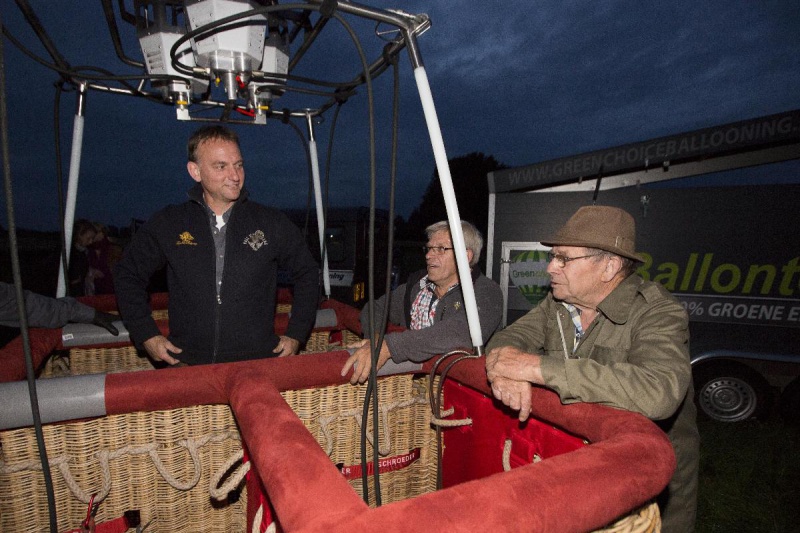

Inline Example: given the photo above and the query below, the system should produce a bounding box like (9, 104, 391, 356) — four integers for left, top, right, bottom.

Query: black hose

(0, 11, 59, 532)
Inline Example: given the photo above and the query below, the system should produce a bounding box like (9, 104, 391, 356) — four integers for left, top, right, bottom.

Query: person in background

(0, 281, 119, 334)
(114, 125, 319, 366)
(342, 220, 503, 384)
(484, 205, 698, 532)
(68, 219, 97, 296)
(87, 222, 116, 294)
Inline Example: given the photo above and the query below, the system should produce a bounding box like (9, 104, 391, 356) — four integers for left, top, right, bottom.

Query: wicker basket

(283, 374, 438, 506)
(0, 375, 438, 532)
(40, 345, 156, 378)
(0, 404, 245, 532)
(38, 319, 358, 379)
(2, 356, 662, 532)
(597, 502, 660, 533)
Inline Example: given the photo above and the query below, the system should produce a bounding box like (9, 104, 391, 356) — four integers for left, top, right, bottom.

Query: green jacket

(487, 274, 699, 531)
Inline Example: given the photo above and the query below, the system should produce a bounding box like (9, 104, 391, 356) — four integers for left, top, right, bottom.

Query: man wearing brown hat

(485, 205, 698, 532)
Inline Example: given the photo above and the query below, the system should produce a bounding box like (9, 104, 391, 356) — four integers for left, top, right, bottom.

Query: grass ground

(696, 414, 800, 532)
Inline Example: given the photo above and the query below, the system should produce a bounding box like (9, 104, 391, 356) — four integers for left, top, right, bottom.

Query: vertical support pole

(305, 112, 330, 299)
(412, 66, 483, 352)
(486, 189, 497, 279)
(56, 82, 87, 297)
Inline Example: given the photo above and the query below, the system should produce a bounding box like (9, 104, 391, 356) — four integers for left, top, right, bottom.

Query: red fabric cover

(227, 365, 368, 531)
(440, 380, 585, 487)
(320, 298, 405, 337)
(102, 352, 675, 533)
(272, 314, 340, 338)
(104, 351, 353, 414)
(244, 443, 275, 533)
(320, 298, 362, 335)
(0, 297, 341, 383)
(0, 328, 61, 383)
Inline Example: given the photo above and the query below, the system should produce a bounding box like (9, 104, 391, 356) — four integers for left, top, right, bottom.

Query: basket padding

(230, 370, 369, 531)
(61, 321, 129, 348)
(0, 328, 61, 383)
(0, 374, 106, 430)
(1, 340, 674, 532)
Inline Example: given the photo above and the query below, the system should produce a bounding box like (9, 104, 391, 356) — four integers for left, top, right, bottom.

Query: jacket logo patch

(244, 230, 267, 251)
(454, 301, 462, 310)
(177, 231, 198, 246)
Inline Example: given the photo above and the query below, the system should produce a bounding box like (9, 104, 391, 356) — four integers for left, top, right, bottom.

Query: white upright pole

(305, 112, 330, 299)
(57, 83, 87, 297)
(413, 66, 483, 350)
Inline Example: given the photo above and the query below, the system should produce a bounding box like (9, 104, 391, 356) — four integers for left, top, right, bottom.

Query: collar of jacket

(595, 274, 643, 325)
(186, 182, 250, 207)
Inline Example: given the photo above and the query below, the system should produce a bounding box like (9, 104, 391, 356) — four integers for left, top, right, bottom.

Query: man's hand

(91, 310, 120, 336)
(485, 345, 543, 385)
(273, 335, 300, 357)
(490, 376, 533, 422)
(143, 335, 183, 365)
(341, 339, 392, 385)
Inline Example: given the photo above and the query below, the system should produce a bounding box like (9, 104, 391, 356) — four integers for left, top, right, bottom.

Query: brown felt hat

(541, 205, 645, 263)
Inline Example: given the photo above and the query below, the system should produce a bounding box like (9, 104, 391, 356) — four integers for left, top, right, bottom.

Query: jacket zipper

(212, 293, 221, 363)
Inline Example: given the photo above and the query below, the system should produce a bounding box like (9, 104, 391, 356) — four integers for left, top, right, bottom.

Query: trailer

(486, 109, 800, 423)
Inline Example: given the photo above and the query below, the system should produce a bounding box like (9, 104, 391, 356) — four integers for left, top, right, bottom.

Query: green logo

(509, 250, 550, 306)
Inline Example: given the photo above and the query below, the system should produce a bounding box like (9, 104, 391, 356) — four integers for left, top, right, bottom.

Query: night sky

(2, 1, 799, 231)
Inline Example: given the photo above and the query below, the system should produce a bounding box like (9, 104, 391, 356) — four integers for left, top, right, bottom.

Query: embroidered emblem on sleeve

(244, 230, 267, 251)
(177, 231, 198, 245)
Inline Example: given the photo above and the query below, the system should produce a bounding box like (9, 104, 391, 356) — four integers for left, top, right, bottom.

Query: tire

(779, 377, 800, 425)
(693, 361, 774, 422)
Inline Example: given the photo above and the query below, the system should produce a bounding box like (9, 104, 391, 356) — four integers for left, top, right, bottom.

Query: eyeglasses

(422, 245, 455, 255)
(547, 251, 602, 268)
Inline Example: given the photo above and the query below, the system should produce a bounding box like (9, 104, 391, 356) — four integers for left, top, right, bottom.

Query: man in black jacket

(114, 126, 319, 365)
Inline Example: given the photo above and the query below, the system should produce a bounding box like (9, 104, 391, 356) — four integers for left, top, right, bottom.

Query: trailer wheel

(779, 377, 800, 425)
(693, 362, 773, 422)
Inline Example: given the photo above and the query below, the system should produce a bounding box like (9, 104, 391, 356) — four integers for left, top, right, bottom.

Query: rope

(438, 407, 454, 417)
(430, 416, 472, 427)
(251, 505, 263, 533)
(502, 439, 512, 472)
(317, 392, 427, 456)
(429, 406, 472, 427)
(209, 449, 251, 501)
(147, 440, 202, 491)
(502, 439, 542, 472)
(0, 430, 240, 503)
(250, 505, 277, 533)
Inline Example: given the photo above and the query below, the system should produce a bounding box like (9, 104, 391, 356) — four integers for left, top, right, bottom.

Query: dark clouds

(2, 1, 799, 230)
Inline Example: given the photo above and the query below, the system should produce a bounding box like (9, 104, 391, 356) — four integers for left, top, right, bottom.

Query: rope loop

(502, 438, 542, 472)
(209, 449, 250, 501)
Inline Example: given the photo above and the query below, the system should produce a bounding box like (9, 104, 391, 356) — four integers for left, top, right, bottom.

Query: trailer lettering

(789, 307, 800, 322)
(678, 253, 699, 291)
(493, 113, 799, 192)
(780, 257, 800, 296)
(694, 253, 714, 292)
(707, 303, 786, 321)
(743, 264, 778, 294)
(512, 270, 549, 280)
(709, 264, 741, 293)
(639, 253, 800, 297)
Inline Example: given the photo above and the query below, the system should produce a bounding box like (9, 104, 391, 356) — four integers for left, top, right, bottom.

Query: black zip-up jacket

(114, 184, 320, 365)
